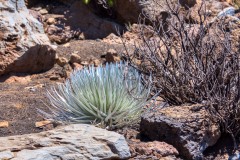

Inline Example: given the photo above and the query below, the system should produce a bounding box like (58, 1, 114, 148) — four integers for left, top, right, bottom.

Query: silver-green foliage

(45, 62, 151, 129)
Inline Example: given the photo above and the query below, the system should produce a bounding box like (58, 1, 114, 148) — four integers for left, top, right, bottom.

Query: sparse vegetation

(1, 0, 240, 159)
(123, 0, 240, 148)
(43, 62, 152, 129)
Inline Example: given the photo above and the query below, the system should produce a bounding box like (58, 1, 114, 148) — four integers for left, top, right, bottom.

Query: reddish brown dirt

(0, 39, 126, 137)
(0, 39, 239, 159)
(0, 73, 60, 136)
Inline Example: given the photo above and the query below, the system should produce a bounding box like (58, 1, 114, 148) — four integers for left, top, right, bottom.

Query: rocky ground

(0, 73, 54, 136)
(1, 39, 239, 160)
(0, 39, 179, 159)
(1, 0, 240, 159)
(0, 38, 126, 137)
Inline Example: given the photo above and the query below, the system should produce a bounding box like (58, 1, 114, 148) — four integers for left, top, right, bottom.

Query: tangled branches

(123, 0, 240, 148)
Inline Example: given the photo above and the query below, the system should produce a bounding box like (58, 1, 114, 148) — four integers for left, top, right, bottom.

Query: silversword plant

(43, 62, 151, 129)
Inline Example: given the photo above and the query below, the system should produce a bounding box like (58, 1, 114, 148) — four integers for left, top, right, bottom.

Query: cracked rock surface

(140, 104, 221, 159)
(0, 124, 131, 160)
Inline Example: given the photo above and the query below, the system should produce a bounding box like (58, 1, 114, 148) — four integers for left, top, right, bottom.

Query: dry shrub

(122, 0, 240, 148)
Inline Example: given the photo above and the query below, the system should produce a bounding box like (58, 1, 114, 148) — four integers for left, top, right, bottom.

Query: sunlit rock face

(0, 0, 56, 76)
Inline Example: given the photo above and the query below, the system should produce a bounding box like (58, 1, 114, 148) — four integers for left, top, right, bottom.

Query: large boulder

(0, 0, 56, 76)
(65, 1, 124, 39)
(114, 0, 198, 23)
(0, 124, 131, 160)
(140, 104, 221, 159)
(114, 0, 235, 25)
(113, 0, 169, 23)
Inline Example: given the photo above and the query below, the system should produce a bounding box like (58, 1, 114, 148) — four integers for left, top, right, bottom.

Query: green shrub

(83, 0, 115, 7)
(43, 62, 151, 129)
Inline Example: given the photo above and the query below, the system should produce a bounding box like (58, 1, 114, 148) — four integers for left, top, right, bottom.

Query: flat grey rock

(0, 124, 131, 160)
